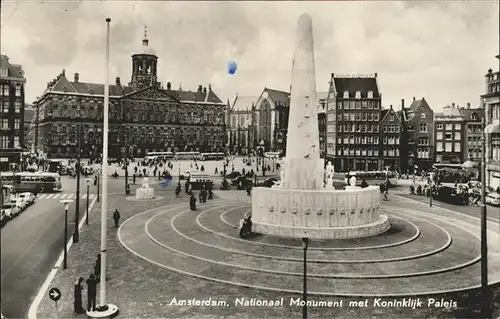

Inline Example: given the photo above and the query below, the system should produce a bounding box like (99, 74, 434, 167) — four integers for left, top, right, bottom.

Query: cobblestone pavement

(35, 190, 500, 319)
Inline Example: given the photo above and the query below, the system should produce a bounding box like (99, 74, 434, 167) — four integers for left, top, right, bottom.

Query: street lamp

(302, 237, 309, 319)
(85, 178, 92, 225)
(96, 168, 100, 203)
(60, 199, 74, 269)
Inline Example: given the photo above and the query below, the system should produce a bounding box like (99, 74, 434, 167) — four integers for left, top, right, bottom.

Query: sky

(1, 0, 499, 111)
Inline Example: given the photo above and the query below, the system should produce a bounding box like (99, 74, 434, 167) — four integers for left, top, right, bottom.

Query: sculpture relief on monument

(250, 13, 390, 239)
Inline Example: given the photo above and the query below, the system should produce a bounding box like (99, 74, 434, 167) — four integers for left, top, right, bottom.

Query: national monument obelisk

(250, 13, 390, 239)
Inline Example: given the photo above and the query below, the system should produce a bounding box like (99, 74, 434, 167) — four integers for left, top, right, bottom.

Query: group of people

(188, 185, 214, 211)
(73, 254, 102, 314)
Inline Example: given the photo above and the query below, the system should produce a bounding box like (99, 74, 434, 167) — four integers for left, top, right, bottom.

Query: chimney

(413, 97, 415, 101)
(467, 102, 470, 109)
(452, 103, 455, 108)
(74, 73, 79, 82)
(389, 104, 393, 109)
(198, 85, 202, 93)
(401, 98, 405, 110)
(203, 87, 207, 94)
(167, 82, 171, 90)
(116, 77, 121, 86)
(208, 84, 211, 90)
(374, 72, 377, 78)
(331, 73, 334, 78)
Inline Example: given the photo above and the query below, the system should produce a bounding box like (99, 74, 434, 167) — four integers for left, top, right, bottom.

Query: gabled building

(460, 104, 484, 163)
(34, 28, 226, 158)
(380, 105, 401, 170)
(227, 95, 258, 155)
(326, 73, 382, 172)
(400, 97, 434, 172)
(23, 105, 35, 150)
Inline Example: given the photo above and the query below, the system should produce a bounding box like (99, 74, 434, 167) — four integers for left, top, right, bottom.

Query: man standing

(86, 274, 98, 312)
(94, 254, 101, 280)
(113, 209, 121, 228)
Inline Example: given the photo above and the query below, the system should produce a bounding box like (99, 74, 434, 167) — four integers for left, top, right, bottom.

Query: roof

(317, 91, 328, 100)
(381, 109, 389, 120)
(460, 107, 484, 121)
(264, 88, 290, 107)
(381, 107, 401, 123)
(0, 54, 25, 79)
(232, 96, 258, 112)
(46, 73, 223, 103)
(24, 108, 34, 123)
(408, 98, 429, 111)
(333, 77, 379, 98)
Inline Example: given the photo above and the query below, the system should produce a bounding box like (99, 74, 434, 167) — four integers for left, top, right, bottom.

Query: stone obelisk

(282, 13, 324, 190)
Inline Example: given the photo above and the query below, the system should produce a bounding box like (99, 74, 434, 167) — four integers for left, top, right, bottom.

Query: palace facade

(34, 28, 226, 158)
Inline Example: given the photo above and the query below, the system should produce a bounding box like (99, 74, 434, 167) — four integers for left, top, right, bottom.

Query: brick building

(380, 105, 401, 170)
(0, 54, 26, 170)
(434, 103, 465, 164)
(460, 104, 484, 163)
(400, 97, 434, 172)
(325, 73, 382, 172)
(227, 95, 257, 155)
(34, 29, 226, 158)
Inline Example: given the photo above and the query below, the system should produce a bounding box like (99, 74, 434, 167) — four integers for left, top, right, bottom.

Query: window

(471, 113, 478, 121)
(437, 124, 443, 130)
(361, 101, 367, 109)
(337, 102, 342, 109)
(374, 101, 380, 109)
(2, 85, 9, 96)
(355, 101, 361, 109)
(343, 91, 349, 98)
(355, 91, 361, 99)
(454, 143, 461, 152)
(350, 101, 355, 109)
(445, 124, 452, 131)
(389, 125, 395, 133)
(455, 123, 461, 130)
(374, 136, 379, 144)
(1, 101, 8, 113)
(15, 85, 21, 97)
(343, 101, 349, 109)
(367, 91, 373, 98)
(421, 113, 426, 119)
(14, 136, 19, 148)
(454, 132, 461, 140)
(338, 114, 342, 121)
(374, 125, 379, 133)
(436, 132, 443, 140)
(390, 114, 394, 121)
(14, 102, 21, 113)
(373, 113, 379, 121)
(362, 113, 367, 121)
(337, 125, 342, 132)
(350, 113, 355, 121)
(14, 118, 20, 129)
(436, 142, 444, 152)
(419, 123, 427, 132)
(418, 137, 428, 145)
(368, 113, 373, 121)
(355, 113, 361, 121)
(445, 133, 452, 140)
(368, 101, 373, 109)
(1, 118, 8, 129)
(383, 125, 387, 133)
(343, 113, 349, 121)
(0, 67, 7, 77)
(445, 142, 452, 152)
(0, 136, 8, 148)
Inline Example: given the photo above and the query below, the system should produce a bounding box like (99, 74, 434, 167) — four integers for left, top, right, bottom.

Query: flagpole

(88, 17, 119, 317)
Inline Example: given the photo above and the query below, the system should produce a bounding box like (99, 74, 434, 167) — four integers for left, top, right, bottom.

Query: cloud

(0, 0, 498, 110)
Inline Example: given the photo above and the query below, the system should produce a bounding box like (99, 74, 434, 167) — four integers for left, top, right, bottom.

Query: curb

(27, 197, 98, 319)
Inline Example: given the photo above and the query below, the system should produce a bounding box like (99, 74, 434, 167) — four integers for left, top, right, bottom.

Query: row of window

(341, 91, 375, 99)
(418, 138, 429, 145)
(1, 84, 22, 97)
(417, 149, 430, 159)
(0, 118, 20, 129)
(488, 103, 500, 122)
(336, 147, 380, 157)
(0, 135, 19, 148)
(337, 112, 381, 122)
(336, 100, 380, 110)
(1, 101, 22, 113)
(383, 125, 400, 133)
(436, 132, 461, 141)
(436, 123, 462, 130)
(338, 136, 380, 145)
(337, 124, 380, 133)
(436, 142, 462, 153)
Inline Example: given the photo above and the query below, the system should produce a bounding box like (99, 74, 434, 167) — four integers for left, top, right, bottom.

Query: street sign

(48, 287, 61, 302)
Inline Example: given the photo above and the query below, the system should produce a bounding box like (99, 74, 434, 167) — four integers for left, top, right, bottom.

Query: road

(0, 176, 100, 319)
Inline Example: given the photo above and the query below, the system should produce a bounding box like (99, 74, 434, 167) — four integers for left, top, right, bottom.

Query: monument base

(86, 304, 119, 318)
(252, 215, 390, 239)
(251, 186, 391, 239)
(136, 188, 154, 200)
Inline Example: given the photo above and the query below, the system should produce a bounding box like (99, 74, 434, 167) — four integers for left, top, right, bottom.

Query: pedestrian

(86, 274, 98, 312)
(113, 209, 120, 228)
(215, 167, 218, 175)
(190, 194, 197, 211)
(94, 254, 101, 280)
(208, 188, 213, 200)
(74, 277, 85, 314)
(175, 184, 181, 198)
(133, 173, 136, 184)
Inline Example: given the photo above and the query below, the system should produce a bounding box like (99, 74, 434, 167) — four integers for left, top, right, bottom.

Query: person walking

(86, 274, 98, 312)
(113, 209, 121, 228)
(73, 277, 85, 314)
(94, 254, 101, 280)
(190, 194, 197, 211)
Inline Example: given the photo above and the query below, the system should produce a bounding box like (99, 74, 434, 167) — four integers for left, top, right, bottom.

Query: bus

(432, 163, 475, 183)
(174, 152, 201, 160)
(0, 172, 62, 193)
(145, 152, 174, 161)
(264, 152, 282, 159)
(200, 153, 225, 161)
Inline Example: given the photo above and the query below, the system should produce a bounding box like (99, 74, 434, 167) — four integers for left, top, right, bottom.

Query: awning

(484, 123, 500, 134)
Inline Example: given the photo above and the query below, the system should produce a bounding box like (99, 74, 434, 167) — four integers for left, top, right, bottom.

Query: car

(1, 203, 19, 219)
(485, 192, 500, 206)
(10, 197, 26, 212)
(180, 170, 192, 180)
(17, 192, 36, 205)
(1, 209, 10, 226)
(257, 177, 277, 188)
(231, 176, 252, 189)
(226, 171, 241, 179)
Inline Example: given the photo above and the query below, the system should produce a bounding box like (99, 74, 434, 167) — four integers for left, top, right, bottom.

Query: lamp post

(96, 168, 100, 203)
(302, 237, 309, 319)
(85, 178, 91, 225)
(60, 199, 73, 269)
(480, 118, 490, 319)
(73, 133, 82, 244)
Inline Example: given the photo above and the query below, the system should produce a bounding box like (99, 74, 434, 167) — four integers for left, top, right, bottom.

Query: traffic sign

(48, 287, 61, 302)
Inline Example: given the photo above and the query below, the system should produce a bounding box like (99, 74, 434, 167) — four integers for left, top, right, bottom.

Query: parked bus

(0, 172, 62, 193)
(174, 152, 201, 160)
(145, 152, 174, 161)
(200, 153, 225, 161)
